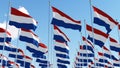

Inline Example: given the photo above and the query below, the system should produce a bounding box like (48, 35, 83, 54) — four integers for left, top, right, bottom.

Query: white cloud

(0, 21, 19, 40)
(18, 6, 29, 15)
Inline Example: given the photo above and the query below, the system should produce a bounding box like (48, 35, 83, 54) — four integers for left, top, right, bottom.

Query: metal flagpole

(88, 0, 96, 67)
(48, 0, 51, 68)
(84, 19, 89, 68)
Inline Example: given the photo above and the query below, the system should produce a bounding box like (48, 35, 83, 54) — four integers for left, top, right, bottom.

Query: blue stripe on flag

(54, 35, 67, 42)
(0, 38, 11, 42)
(110, 46, 120, 52)
(54, 46, 69, 54)
(51, 18, 81, 31)
(20, 36, 39, 47)
(94, 17, 111, 34)
(9, 21, 37, 31)
(56, 53, 69, 59)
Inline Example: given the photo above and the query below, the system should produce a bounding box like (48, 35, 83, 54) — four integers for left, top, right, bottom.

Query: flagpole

(48, 0, 51, 68)
(83, 19, 89, 68)
(88, 0, 97, 67)
(51, 26, 55, 68)
(1, 0, 11, 67)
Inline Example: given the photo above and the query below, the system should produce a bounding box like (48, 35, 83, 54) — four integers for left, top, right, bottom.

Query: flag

(54, 25, 70, 41)
(54, 41, 69, 59)
(86, 24, 108, 47)
(109, 37, 120, 52)
(54, 40, 69, 55)
(93, 6, 118, 34)
(53, 25, 70, 42)
(9, 7, 38, 31)
(51, 7, 81, 31)
(26, 42, 47, 58)
(0, 28, 11, 42)
(19, 28, 39, 47)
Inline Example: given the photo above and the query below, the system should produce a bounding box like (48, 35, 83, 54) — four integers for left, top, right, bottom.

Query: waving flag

(26, 42, 48, 58)
(86, 24, 109, 47)
(9, 7, 38, 31)
(53, 25, 70, 42)
(0, 28, 11, 42)
(51, 7, 81, 31)
(109, 37, 120, 52)
(19, 28, 39, 47)
(55, 40, 69, 55)
(93, 6, 118, 34)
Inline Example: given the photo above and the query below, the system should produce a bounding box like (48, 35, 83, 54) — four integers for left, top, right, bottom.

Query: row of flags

(0, 2, 120, 68)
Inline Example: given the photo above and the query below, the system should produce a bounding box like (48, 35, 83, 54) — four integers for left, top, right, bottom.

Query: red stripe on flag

(11, 7, 32, 18)
(52, 6, 81, 24)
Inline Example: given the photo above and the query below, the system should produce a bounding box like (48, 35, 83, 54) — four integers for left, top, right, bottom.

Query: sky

(0, 0, 120, 68)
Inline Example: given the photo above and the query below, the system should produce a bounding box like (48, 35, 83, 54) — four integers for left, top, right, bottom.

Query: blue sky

(0, 0, 120, 68)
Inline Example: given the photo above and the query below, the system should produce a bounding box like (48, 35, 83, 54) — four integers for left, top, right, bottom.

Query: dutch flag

(93, 6, 118, 34)
(9, 7, 38, 31)
(26, 42, 48, 58)
(51, 7, 81, 31)
(86, 24, 109, 48)
(19, 28, 39, 47)
(53, 25, 70, 42)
